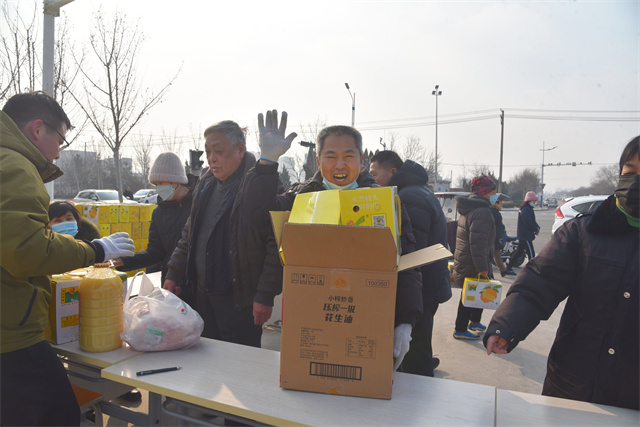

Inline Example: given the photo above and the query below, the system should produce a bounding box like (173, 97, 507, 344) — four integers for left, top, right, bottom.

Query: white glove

(93, 232, 135, 261)
(393, 323, 412, 371)
(258, 109, 298, 162)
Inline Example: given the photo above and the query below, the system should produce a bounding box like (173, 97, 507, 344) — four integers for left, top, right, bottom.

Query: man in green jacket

(0, 92, 134, 426)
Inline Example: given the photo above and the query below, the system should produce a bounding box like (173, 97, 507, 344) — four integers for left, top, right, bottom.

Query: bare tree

(507, 168, 540, 201)
(298, 116, 328, 144)
(133, 133, 154, 187)
(0, 1, 39, 100)
(69, 9, 180, 201)
(402, 135, 428, 167)
(589, 164, 618, 194)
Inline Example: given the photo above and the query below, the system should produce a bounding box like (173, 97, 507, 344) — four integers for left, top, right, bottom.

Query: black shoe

(504, 269, 516, 276)
(120, 389, 142, 402)
(431, 357, 440, 370)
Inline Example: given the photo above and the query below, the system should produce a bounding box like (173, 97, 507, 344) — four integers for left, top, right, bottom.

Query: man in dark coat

(163, 121, 283, 348)
(485, 136, 639, 410)
(240, 110, 423, 370)
(452, 175, 497, 340)
(370, 151, 451, 377)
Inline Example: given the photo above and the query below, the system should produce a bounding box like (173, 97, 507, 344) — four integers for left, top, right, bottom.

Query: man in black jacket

(485, 136, 639, 410)
(240, 110, 423, 370)
(163, 121, 283, 348)
(370, 151, 451, 377)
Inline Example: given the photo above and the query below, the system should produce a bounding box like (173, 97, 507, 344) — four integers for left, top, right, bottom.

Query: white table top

(102, 338, 496, 426)
(496, 389, 639, 426)
(53, 341, 142, 369)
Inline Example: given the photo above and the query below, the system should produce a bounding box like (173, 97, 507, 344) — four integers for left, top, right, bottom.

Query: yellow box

(108, 206, 120, 223)
(83, 205, 100, 224)
(98, 205, 111, 223)
(289, 190, 341, 225)
(139, 204, 155, 222)
(73, 203, 83, 216)
(119, 205, 130, 223)
(339, 187, 401, 250)
(129, 205, 140, 222)
(133, 239, 145, 252)
(111, 223, 122, 233)
(448, 261, 455, 283)
(131, 222, 142, 239)
(142, 222, 151, 239)
(119, 222, 132, 236)
(99, 224, 111, 237)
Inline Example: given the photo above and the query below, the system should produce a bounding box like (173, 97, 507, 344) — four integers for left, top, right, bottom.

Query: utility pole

(540, 141, 558, 208)
(498, 109, 505, 193)
(345, 83, 355, 127)
(432, 84, 442, 190)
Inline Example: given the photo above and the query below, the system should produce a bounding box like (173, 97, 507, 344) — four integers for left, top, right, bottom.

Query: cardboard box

(448, 261, 455, 283)
(119, 205, 130, 223)
(139, 204, 155, 222)
(45, 268, 128, 345)
(131, 222, 142, 239)
(272, 212, 451, 399)
(129, 205, 140, 222)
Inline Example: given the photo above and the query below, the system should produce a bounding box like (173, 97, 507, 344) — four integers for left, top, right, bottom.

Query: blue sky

(7, 0, 639, 193)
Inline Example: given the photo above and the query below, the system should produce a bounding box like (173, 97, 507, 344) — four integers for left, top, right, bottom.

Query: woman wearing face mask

(48, 201, 101, 241)
(484, 136, 639, 410)
(113, 152, 198, 284)
(506, 191, 540, 270)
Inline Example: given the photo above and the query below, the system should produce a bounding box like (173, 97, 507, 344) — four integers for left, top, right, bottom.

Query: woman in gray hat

(114, 152, 198, 283)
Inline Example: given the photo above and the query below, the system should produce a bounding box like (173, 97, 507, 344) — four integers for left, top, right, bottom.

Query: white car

(72, 189, 136, 204)
(132, 188, 155, 202)
(551, 195, 608, 234)
(139, 190, 158, 204)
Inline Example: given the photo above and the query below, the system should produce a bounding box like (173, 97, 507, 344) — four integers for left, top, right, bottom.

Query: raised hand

(258, 109, 297, 163)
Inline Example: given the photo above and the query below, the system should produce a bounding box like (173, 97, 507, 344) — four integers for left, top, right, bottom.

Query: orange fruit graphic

(335, 278, 347, 289)
(480, 287, 498, 303)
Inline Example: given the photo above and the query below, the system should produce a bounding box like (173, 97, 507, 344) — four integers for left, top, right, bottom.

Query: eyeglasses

(42, 120, 71, 150)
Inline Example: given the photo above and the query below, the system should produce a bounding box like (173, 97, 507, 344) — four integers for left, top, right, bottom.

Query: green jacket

(1, 111, 97, 353)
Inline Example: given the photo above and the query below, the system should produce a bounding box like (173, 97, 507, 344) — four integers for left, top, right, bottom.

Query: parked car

(132, 188, 155, 202)
(72, 189, 136, 204)
(139, 190, 158, 204)
(551, 195, 608, 234)
(435, 192, 472, 222)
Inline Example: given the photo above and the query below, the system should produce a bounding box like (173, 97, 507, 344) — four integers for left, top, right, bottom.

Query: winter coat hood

(388, 160, 429, 188)
(456, 194, 491, 216)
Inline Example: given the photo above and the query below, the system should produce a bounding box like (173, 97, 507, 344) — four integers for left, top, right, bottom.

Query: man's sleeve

(483, 222, 580, 351)
(0, 159, 96, 276)
(165, 215, 191, 284)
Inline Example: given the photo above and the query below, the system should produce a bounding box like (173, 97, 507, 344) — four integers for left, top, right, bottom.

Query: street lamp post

(431, 84, 442, 190)
(540, 141, 557, 208)
(345, 83, 355, 127)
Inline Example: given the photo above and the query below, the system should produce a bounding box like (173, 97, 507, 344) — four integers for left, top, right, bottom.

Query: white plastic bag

(121, 272, 204, 351)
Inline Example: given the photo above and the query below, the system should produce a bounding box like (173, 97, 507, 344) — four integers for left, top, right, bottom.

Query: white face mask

(156, 184, 176, 201)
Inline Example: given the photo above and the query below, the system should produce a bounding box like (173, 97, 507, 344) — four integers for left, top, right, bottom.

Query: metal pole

(540, 141, 558, 208)
(498, 109, 504, 193)
(432, 85, 442, 190)
(352, 92, 355, 127)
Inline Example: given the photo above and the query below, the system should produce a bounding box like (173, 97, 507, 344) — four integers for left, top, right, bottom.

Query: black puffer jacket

(490, 206, 506, 249)
(118, 174, 198, 283)
(484, 195, 639, 410)
(452, 195, 495, 288)
(388, 161, 451, 304)
(517, 203, 540, 242)
(166, 153, 284, 310)
(240, 164, 424, 327)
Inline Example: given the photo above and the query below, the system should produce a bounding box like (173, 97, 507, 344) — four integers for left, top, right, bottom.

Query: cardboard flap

(281, 222, 398, 271)
(397, 244, 452, 272)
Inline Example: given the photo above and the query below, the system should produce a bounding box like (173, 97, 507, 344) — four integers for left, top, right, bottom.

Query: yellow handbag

(461, 276, 502, 310)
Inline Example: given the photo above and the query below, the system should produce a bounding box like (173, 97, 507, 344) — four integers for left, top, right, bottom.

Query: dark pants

(509, 239, 535, 267)
(400, 302, 439, 377)
(1, 340, 80, 426)
(197, 291, 262, 348)
(454, 297, 483, 332)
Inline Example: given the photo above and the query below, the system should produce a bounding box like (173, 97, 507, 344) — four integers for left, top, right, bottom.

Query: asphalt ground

(103, 209, 559, 425)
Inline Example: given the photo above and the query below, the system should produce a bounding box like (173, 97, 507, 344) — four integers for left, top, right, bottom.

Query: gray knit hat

(148, 152, 188, 184)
